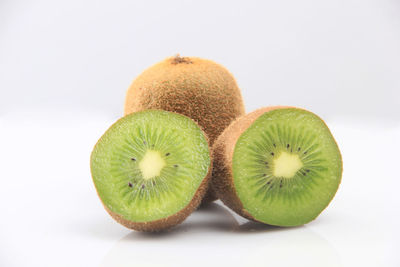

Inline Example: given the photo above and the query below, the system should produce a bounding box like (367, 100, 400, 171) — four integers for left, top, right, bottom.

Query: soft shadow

(101, 219, 342, 267)
(72, 202, 239, 242)
(121, 202, 240, 240)
(75, 202, 313, 241)
(237, 220, 304, 233)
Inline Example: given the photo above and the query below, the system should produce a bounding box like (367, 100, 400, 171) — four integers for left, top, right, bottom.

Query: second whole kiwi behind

(124, 55, 245, 202)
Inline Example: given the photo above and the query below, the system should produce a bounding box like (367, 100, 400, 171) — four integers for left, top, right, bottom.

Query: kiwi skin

(90, 110, 213, 232)
(211, 106, 343, 224)
(124, 56, 245, 202)
(124, 55, 245, 145)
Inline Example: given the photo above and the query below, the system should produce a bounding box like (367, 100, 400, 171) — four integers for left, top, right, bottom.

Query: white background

(1, 0, 399, 266)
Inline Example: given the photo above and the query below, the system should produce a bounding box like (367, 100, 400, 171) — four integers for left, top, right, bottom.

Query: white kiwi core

(139, 150, 166, 179)
(272, 151, 303, 178)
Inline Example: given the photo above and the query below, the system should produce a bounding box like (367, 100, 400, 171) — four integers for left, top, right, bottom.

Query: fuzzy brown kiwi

(212, 106, 343, 226)
(124, 55, 245, 202)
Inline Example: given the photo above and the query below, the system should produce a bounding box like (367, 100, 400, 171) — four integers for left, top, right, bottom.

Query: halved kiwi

(212, 107, 342, 226)
(91, 110, 212, 231)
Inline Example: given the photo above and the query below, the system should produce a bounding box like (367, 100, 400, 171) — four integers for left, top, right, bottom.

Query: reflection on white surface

(0, 113, 398, 266)
(101, 203, 340, 267)
(242, 223, 341, 267)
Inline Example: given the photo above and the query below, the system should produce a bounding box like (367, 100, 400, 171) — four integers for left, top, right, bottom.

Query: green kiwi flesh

(232, 108, 342, 226)
(90, 110, 211, 231)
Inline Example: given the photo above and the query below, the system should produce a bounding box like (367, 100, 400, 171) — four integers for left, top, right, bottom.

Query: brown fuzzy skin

(211, 106, 292, 221)
(104, 160, 212, 232)
(124, 56, 245, 144)
(124, 56, 245, 202)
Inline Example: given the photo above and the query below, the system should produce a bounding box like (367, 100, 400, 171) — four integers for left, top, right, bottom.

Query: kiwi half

(91, 110, 212, 231)
(212, 107, 342, 226)
(124, 55, 245, 202)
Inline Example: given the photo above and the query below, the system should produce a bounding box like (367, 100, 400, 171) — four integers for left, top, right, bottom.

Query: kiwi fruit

(124, 55, 245, 202)
(212, 106, 342, 226)
(90, 110, 212, 231)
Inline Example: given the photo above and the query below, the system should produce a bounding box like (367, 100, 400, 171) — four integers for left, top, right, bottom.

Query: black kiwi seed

(174, 164, 178, 168)
(287, 144, 290, 148)
(128, 182, 133, 187)
(298, 147, 301, 151)
(273, 143, 276, 147)
(165, 153, 170, 156)
(304, 151, 307, 155)
(131, 157, 136, 161)
(306, 169, 310, 172)
(271, 152, 274, 156)
(141, 184, 145, 189)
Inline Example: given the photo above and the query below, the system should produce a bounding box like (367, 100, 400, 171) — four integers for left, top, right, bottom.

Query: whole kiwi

(124, 55, 245, 202)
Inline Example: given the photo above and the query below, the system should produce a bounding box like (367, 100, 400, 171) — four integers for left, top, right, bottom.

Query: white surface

(1, 0, 400, 266)
(0, 111, 399, 267)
